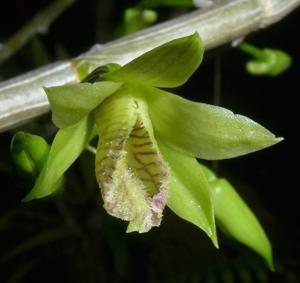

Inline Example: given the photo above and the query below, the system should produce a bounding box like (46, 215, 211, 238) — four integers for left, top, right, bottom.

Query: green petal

(94, 86, 168, 233)
(142, 85, 282, 160)
(207, 173, 273, 270)
(45, 81, 121, 128)
(24, 115, 93, 201)
(159, 143, 217, 246)
(104, 33, 203, 88)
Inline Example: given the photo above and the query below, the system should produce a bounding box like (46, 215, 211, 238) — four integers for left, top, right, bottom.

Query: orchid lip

(94, 90, 169, 233)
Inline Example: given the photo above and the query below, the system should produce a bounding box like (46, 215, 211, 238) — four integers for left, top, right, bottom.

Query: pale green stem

(0, 0, 76, 64)
(85, 144, 97, 155)
(0, 0, 299, 133)
(239, 42, 265, 60)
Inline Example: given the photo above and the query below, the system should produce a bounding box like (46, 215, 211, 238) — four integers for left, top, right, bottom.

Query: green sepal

(199, 163, 273, 269)
(11, 132, 50, 181)
(198, 163, 217, 183)
(142, 85, 282, 160)
(105, 33, 204, 88)
(45, 81, 122, 128)
(159, 143, 217, 247)
(24, 115, 93, 201)
(210, 175, 273, 270)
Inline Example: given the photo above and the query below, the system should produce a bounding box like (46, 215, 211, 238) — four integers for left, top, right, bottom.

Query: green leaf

(210, 177, 274, 270)
(11, 132, 50, 179)
(159, 142, 217, 247)
(45, 81, 122, 128)
(24, 115, 93, 201)
(105, 33, 204, 88)
(142, 85, 282, 160)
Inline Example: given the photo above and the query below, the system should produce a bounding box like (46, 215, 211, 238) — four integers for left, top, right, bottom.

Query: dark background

(0, 1, 299, 282)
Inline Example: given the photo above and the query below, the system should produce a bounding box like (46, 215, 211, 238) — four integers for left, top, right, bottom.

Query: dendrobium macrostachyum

(22, 33, 281, 266)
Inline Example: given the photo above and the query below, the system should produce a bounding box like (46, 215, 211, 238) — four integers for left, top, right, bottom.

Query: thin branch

(0, 0, 299, 132)
(0, 0, 76, 64)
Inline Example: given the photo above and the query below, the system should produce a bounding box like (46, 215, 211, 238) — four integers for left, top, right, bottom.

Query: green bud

(246, 49, 291, 77)
(11, 132, 67, 199)
(11, 132, 50, 182)
(239, 42, 292, 77)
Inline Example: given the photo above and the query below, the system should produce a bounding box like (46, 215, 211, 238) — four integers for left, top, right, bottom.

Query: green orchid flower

(22, 33, 282, 263)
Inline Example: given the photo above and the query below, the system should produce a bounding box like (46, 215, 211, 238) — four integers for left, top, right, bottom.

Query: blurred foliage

(138, 0, 194, 8)
(0, 0, 76, 64)
(116, 8, 158, 36)
(0, 0, 299, 282)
